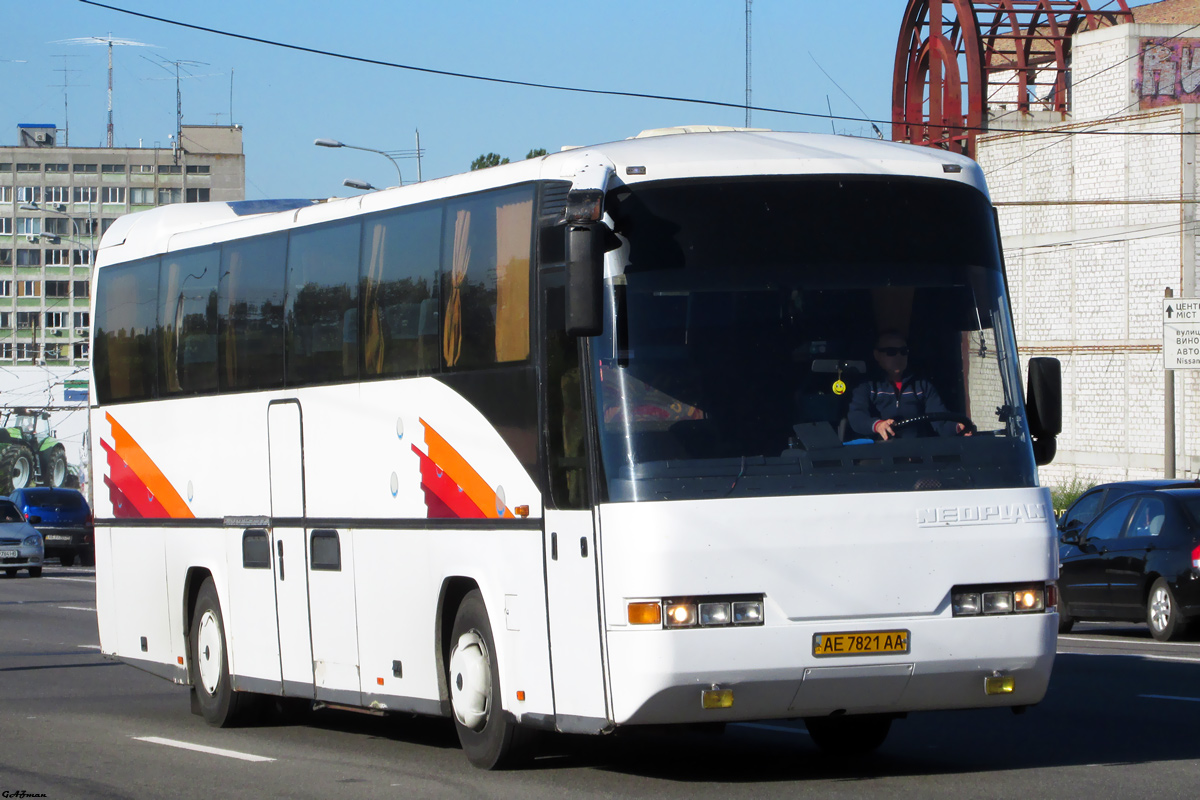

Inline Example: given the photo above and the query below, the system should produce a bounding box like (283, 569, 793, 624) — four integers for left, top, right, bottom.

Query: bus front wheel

(447, 590, 536, 769)
(804, 713, 892, 756)
(189, 578, 252, 727)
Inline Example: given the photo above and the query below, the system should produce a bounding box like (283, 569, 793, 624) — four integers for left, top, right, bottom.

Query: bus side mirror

(1026, 357, 1062, 466)
(565, 222, 604, 337)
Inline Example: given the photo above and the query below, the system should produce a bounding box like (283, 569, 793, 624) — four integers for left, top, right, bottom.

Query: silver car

(0, 496, 43, 578)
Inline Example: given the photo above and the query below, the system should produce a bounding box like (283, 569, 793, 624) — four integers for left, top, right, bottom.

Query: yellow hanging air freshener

(832, 368, 846, 396)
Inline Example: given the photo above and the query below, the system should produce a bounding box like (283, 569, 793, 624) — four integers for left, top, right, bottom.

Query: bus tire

(190, 578, 251, 727)
(447, 589, 536, 769)
(804, 714, 892, 756)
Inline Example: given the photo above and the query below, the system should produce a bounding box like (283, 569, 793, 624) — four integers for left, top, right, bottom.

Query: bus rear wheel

(448, 590, 536, 769)
(804, 713, 892, 756)
(190, 578, 252, 726)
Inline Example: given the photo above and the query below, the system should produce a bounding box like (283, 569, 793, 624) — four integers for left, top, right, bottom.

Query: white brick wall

(978, 22, 1200, 491)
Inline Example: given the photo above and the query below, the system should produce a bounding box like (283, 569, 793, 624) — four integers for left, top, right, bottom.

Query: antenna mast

(54, 35, 158, 148)
(745, 0, 752, 128)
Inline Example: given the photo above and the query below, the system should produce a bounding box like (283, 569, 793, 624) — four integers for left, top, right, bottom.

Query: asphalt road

(3, 566, 1200, 799)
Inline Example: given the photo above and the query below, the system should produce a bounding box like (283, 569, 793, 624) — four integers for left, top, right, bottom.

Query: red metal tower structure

(893, 0, 1134, 158)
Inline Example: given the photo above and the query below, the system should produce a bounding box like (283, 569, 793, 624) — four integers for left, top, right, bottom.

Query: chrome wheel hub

(196, 609, 223, 695)
(1150, 587, 1172, 632)
(448, 630, 491, 731)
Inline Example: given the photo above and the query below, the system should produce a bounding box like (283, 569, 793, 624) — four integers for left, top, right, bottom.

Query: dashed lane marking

(133, 736, 275, 762)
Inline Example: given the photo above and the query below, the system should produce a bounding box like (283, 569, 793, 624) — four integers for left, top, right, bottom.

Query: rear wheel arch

(436, 576, 481, 711)
(183, 567, 215, 677)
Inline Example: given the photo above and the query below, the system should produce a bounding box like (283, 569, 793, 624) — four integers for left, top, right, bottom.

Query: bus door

(542, 334, 610, 732)
(267, 400, 315, 697)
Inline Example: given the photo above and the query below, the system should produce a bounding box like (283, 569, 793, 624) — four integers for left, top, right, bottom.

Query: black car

(8, 488, 94, 567)
(1058, 479, 1200, 534)
(1059, 487, 1200, 641)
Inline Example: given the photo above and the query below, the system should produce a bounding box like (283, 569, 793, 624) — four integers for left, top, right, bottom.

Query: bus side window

(159, 246, 219, 397)
(218, 233, 287, 391)
(286, 219, 361, 385)
(361, 204, 442, 377)
(441, 186, 535, 371)
(94, 256, 160, 404)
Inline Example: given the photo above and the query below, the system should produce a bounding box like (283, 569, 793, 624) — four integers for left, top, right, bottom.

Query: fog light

(627, 602, 662, 626)
(732, 601, 763, 625)
(983, 591, 1013, 614)
(699, 602, 731, 626)
(665, 602, 697, 628)
(985, 675, 1015, 695)
(701, 689, 734, 709)
(952, 591, 981, 616)
(1012, 587, 1044, 613)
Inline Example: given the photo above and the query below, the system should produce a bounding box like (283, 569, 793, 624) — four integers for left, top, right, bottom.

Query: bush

(1050, 476, 1095, 517)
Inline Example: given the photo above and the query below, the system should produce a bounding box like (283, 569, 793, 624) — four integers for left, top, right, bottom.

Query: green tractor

(0, 408, 69, 496)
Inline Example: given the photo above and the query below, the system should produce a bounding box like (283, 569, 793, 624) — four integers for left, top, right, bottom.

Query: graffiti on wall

(1139, 38, 1200, 108)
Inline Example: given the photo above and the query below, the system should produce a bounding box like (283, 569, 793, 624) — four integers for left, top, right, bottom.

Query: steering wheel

(890, 412, 976, 435)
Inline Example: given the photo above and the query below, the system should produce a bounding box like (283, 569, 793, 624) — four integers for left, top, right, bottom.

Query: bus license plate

(813, 630, 910, 658)
(0, 549, 17, 558)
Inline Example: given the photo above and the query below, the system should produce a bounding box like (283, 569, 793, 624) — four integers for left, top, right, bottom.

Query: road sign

(1164, 298, 1200, 368)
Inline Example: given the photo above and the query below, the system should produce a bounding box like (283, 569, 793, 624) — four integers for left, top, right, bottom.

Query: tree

(526, 148, 548, 159)
(470, 152, 509, 171)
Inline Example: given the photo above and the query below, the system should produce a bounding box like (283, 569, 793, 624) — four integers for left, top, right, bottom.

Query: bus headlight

(952, 584, 1047, 616)
(665, 602, 697, 628)
(628, 595, 765, 629)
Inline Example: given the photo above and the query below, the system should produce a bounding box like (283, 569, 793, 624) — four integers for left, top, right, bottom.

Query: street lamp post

(314, 138, 403, 187)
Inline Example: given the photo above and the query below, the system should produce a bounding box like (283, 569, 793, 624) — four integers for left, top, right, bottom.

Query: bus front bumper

(604, 611, 1057, 726)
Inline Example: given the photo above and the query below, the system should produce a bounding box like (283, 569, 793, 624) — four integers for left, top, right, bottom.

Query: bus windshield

(591, 176, 1037, 502)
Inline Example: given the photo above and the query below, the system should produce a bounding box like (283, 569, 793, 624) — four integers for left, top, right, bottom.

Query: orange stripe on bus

(419, 418, 510, 519)
(106, 413, 194, 519)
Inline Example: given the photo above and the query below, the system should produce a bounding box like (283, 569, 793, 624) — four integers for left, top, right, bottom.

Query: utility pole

(1166, 286, 1177, 478)
(745, 0, 752, 128)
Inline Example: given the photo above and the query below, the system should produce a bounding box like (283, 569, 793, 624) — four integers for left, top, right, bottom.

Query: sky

(2, 0, 1163, 200)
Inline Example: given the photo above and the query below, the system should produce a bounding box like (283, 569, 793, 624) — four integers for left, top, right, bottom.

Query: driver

(847, 331, 969, 441)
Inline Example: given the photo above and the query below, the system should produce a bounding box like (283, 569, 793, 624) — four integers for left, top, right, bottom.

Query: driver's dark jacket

(847, 373, 957, 439)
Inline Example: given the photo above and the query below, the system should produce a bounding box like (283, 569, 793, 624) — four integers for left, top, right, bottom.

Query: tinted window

(1127, 496, 1168, 538)
(159, 247, 220, 396)
(219, 234, 286, 390)
(19, 490, 84, 510)
(441, 186, 534, 370)
(362, 204, 442, 377)
(286, 221, 361, 384)
(1062, 490, 1103, 530)
(1085, 497, 1135, 541)
(0, 502, 23, 522)
(94, 257, 160, 404)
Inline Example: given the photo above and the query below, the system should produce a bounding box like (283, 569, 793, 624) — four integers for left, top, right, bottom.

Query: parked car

(1058, 487, 1200, 641)
(8, 487, 93, 567)
(1058, 479, 1200, 534)
(0, 495, 43, 577)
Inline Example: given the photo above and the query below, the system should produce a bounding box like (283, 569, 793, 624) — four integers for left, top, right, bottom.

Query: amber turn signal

(627, 602, 662, 625)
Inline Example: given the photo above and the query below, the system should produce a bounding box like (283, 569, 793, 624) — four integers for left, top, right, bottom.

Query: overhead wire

(73, 0, 1200, 141)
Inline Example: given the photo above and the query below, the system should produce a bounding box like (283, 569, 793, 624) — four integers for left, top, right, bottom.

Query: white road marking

(133, 736, 275, 762)
(732, 722, 810, 736)
(43, 577, 96, 584)
(1061, 650, 1200, 664)
(1140, 694, 1200, 703)
(1065, 635, 1200, 648)
(77, 645, 101, 650)
(57, 606, 96, 612)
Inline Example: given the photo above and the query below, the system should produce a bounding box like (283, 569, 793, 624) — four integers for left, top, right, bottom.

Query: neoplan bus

(90, 128, 1064, 768)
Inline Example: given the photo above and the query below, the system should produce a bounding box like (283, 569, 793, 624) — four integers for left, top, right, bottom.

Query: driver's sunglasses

(876, 346, 909, 356)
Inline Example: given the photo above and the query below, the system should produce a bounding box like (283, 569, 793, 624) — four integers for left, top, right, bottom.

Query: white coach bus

(90, 128, 1063, 768)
